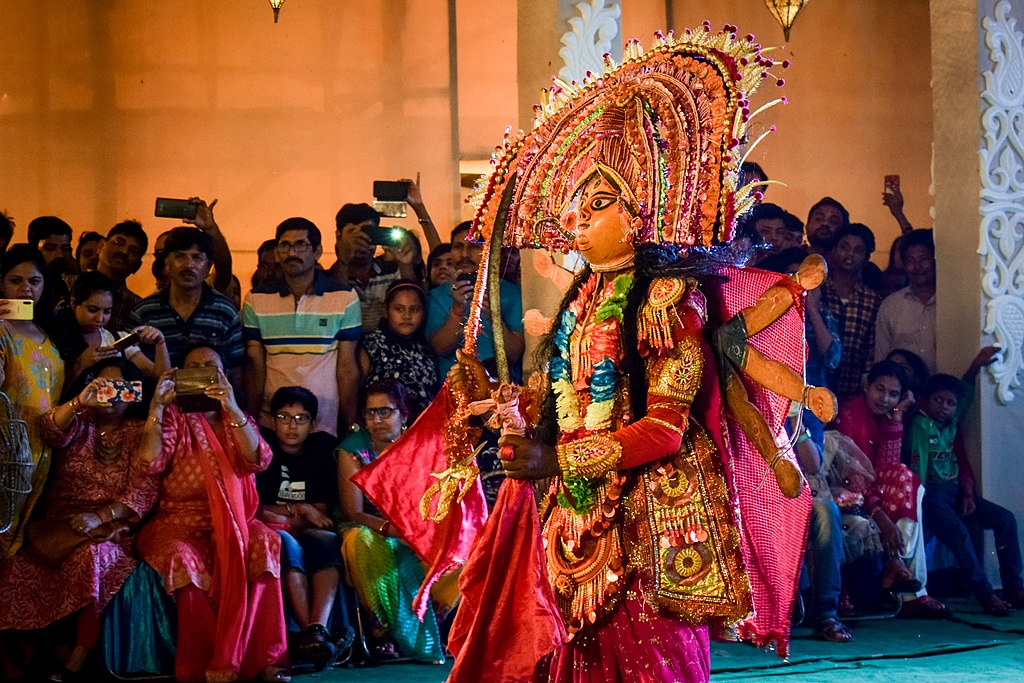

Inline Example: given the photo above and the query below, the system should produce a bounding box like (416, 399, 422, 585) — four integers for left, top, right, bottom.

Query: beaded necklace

(551, 272, 634, 436)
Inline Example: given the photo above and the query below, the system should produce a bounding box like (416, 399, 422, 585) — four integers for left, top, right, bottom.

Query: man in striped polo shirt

(242, 217, 362, 437)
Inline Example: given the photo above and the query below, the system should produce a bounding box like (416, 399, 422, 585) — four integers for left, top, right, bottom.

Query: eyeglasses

(364, 407, 396, 421)
(274, 413, 312, 426)
(276, 241, 313, 255)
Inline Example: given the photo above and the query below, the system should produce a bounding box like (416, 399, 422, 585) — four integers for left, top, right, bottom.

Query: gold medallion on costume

(624, 427, 751, 624)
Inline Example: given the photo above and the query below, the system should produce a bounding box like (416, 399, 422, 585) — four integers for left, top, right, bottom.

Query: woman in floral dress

(0, 359, 157, 678)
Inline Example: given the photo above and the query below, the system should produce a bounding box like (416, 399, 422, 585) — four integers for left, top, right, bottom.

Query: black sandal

(813, 616, 854, 642)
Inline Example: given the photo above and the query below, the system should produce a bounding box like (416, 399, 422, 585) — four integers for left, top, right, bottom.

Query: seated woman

(256, 386, 349, 668)
(358, 280, 439, 419)
(0, 359, 158, 680)
(51, 270, 169, 392)
(136, 344, 290, 683)
(337, 380, 446, 663)
(833, 360, 948, 618)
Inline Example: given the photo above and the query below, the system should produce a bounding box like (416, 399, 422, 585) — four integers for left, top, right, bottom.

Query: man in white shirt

(874, 229, 936, 372)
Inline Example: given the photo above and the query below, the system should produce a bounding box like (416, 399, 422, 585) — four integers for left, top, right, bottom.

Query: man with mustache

(129, 227, 244, 388)
(242, 217, 361, 437)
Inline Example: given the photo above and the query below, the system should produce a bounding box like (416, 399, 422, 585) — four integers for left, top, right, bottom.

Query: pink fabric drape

(447, 478, 566, 682)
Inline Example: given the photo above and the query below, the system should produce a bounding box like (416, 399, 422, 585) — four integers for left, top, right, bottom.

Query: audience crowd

(0, 168, 1020, 681)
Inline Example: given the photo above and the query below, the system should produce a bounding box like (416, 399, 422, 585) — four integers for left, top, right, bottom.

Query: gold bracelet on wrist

(227, 414, 250, 429)
(108, 504, 118, 523)
(147, 414, 162, 425)
(556, 433, 623, 479)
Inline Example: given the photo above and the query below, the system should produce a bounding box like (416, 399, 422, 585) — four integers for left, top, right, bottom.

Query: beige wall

(663, 0, 935, 266)
(1, 0, 458, 296)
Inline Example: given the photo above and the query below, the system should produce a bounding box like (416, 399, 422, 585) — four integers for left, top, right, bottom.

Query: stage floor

(304, 598, 1024, 682)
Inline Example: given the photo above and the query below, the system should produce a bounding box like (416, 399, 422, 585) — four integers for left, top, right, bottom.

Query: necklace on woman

(95, 428, 122, 465)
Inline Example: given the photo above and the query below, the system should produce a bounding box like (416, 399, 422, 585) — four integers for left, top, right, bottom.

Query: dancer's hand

(498, 434, 559, 480)
(448, 349, 492, 402)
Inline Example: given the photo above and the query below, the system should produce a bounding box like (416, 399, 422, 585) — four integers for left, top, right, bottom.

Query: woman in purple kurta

(0, 359, 158, 676)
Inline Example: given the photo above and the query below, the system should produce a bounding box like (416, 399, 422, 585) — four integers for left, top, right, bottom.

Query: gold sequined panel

(622, 422, 751, 624)
(647, 334, 703, 405)
(543, 473, 631, 638)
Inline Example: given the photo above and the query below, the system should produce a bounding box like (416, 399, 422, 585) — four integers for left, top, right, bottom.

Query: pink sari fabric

(136, 405, 286, 682)
(0, 415, 157, 629)
(537, 576, 710, 683)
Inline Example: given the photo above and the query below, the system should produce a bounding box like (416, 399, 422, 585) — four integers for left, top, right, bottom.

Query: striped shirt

(129, 284, 244, 369)
(242, 272, 361, 436)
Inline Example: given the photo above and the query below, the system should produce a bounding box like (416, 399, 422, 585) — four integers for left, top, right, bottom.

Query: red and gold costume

(356, 25, 830, 682)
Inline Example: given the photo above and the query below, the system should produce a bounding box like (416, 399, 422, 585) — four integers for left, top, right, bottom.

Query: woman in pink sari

(136, 345, 289, 683)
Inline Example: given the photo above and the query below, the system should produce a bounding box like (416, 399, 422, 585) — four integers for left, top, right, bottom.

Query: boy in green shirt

(910, 372, 1024, 616)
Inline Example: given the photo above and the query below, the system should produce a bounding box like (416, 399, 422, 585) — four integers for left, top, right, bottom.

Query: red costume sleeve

(612, 300, 704, 470)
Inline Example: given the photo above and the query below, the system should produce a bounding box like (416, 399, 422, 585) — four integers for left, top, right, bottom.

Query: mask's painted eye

(590, 195, 616, 211)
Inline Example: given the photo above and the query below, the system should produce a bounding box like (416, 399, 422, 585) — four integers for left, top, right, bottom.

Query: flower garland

(551, 272, 634, 512)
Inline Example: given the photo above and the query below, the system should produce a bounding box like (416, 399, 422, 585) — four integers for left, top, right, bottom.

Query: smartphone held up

(884, 175, 900, 195)
(155, 197, 199, 220)
(372, 180, 411, 218)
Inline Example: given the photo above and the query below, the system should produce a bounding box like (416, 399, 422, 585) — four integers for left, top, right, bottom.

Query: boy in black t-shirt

(256, 387, 351, 668)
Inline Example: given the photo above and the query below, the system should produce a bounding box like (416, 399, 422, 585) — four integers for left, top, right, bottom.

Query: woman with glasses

(336, 380, 445, 663)
(256, 387, 348, 669)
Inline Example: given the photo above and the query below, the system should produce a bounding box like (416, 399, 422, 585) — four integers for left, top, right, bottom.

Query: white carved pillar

(979, 1, 1024, 405)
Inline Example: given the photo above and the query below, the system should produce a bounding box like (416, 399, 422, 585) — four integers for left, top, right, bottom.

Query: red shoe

(899, 595, 951, 619)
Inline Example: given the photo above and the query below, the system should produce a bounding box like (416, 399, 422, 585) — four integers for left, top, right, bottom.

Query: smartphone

(155, 197, 198, 220)
(109, 332, 141, 353)
(363, 225, 405, 246)
(173, 366, 220, 413)
(0, 299, 34, 321)
(456, 271, 476, 284)
(884, 175, 900, 195)
(372, 180, 410, 219)
(372, 181, 410, 202)
(96, 379, 144, 403)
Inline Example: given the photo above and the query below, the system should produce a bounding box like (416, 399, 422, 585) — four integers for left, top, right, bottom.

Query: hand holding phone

(109, 332, 141, 354)
(884, 175, 900, 195)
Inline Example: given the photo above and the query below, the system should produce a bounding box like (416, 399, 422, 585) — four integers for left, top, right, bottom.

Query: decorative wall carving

(557, 0, 621, 84)
(980, 0, 1024, 404)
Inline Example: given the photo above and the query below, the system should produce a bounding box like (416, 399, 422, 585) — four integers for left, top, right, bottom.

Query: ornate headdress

(469, 23, 787, 251)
